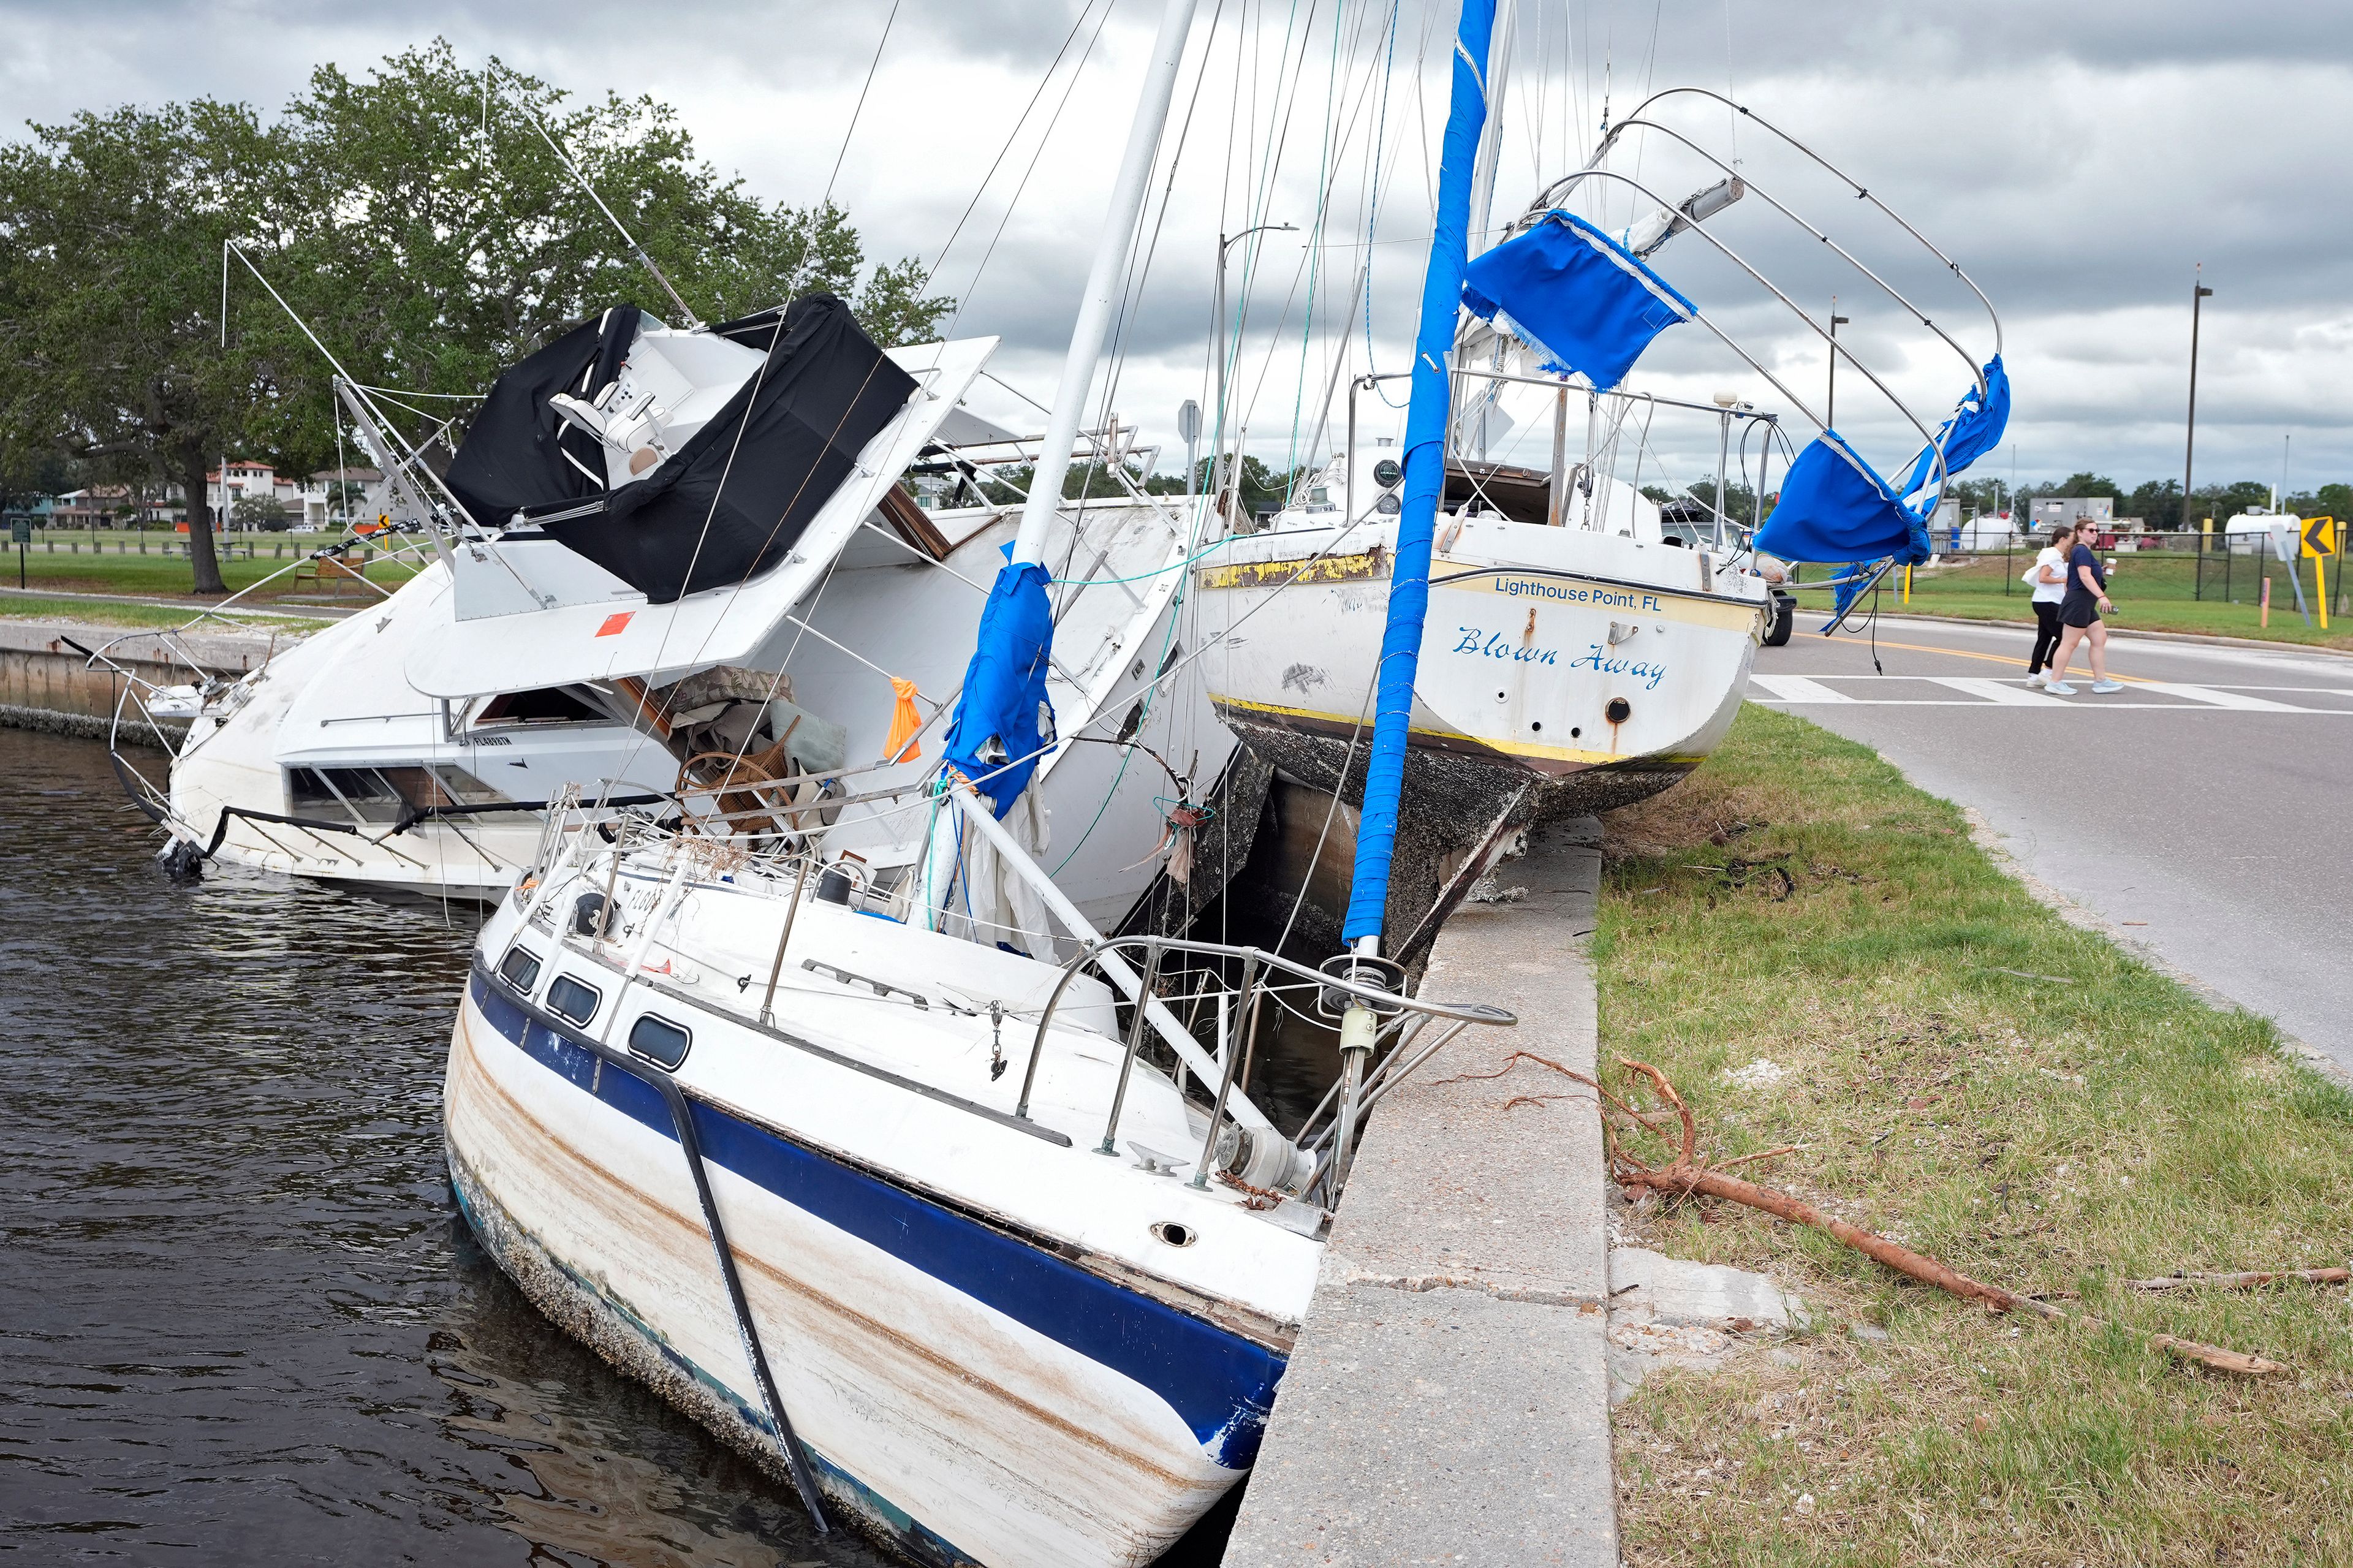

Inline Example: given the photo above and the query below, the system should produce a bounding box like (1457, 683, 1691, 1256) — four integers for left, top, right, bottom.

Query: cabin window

(546, 974, 601, 1026)
(429, 765, 507, 806)
(288, 765, 405, 824)
(497, 945, 543, 995)
(289, 764, 508, 822)
(473, 686, 605, 727)
(628, 1014, 692, 1070)
(377, 765, 509, 811)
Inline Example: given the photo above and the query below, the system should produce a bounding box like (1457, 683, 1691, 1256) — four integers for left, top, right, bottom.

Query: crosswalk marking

(1749, 673, 1855, 704)
(2129, 681, 2306, 712)
(1744, 674, 2346, 713)
(1923, 676, 2071, 707)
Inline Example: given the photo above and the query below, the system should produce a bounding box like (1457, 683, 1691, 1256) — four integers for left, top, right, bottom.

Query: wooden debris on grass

(2126, 1267, 2349, 1292)
(1471, 1050, 2293, 1378)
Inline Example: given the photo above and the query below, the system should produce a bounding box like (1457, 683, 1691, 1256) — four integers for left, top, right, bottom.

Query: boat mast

(1465, 0, 1515, 260)
(1460, 0, 1515, 459)
(1009, 0, 1201, 567)
(1322, 0, 1499, 1201)
(1340, 0, 1500, 964)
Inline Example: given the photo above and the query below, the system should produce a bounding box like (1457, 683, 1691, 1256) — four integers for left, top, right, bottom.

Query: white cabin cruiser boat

(108, 300, 1253, 930)
(131, 561, 679, 899)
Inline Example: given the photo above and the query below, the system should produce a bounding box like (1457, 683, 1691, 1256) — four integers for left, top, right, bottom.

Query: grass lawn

(7, 532, 425, 603)
(1821, 551, 2353, 652)
(0, 592, 331, 634)
(1594, 703, 2353, 1567)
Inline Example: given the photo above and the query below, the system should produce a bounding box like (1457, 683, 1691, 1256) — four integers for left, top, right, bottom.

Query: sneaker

(2026, 672, 2047, 688)
(2045, 682, 2077, 695)
(2090, 679, 2124, 693)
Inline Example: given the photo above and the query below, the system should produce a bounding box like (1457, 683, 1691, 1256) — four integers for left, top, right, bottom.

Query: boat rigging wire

(824, 0, 902, 209)
(496, 69, 701, 328)
(938, 0, 1120, 339)
(926, 0, 1107, 290)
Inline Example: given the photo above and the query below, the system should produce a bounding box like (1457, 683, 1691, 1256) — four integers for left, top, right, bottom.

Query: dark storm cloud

(8, 0, 2351, 482)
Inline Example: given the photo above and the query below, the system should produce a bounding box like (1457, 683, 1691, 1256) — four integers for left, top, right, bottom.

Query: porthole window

(546, 974, 602, 1026)
(497, 945, 543, 995)
(628, 1014, 692, 1070)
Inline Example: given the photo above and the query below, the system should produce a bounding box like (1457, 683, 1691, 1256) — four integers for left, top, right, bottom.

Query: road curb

(1222, 818, 1617, 1567)
(1866, 610, 2353, 661)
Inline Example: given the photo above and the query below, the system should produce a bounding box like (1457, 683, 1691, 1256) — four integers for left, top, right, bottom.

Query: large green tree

(0, 99, 286, 591)
(0, 39, 951, 594)
(267, 43, 949, 418)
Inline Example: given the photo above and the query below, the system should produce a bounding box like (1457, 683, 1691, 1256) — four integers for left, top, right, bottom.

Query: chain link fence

(1823, 527, 2350, 626)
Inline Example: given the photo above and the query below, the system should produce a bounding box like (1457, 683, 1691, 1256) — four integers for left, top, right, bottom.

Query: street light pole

(2183, 265, 2213, 537)
(1213, 222, 1295, 529)
(1826, 297, 1851, 430)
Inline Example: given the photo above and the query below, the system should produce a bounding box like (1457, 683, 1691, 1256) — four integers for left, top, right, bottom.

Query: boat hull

(444, 964, 1287, 1568)
(1195, 517, 1762, 955)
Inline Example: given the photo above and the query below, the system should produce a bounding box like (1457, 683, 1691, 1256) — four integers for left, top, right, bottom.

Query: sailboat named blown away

(1198, 73, 2005, 965)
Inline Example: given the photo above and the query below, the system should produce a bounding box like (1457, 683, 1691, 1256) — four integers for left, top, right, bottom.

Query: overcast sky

(10, 0, 2352, 502)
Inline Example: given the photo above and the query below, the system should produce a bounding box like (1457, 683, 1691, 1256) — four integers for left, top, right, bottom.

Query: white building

(2029, 495, 2114, 529)
(207, 461, 332, 528)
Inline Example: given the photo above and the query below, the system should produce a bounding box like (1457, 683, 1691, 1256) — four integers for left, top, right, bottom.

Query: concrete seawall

(1224, 817, 1616, 1566)
(0, 621, 278, 749)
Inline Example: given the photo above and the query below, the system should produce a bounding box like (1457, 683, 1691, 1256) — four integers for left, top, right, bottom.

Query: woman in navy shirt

(2044, 535, 2119, 695)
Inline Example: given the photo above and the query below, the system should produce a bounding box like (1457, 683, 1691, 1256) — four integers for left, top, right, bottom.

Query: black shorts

(2059, 597, 2102, 629)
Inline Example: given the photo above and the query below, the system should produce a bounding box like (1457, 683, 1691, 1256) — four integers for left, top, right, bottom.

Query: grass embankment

(1593, 703, 2353, 1567)
(1836, 551, 2353, 651)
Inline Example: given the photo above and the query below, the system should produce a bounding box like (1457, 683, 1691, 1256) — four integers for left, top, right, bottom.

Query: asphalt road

(1748, 612, 2353, 1078)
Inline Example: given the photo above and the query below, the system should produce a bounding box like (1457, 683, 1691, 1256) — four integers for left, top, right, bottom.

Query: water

(0, 729, 887, 1565)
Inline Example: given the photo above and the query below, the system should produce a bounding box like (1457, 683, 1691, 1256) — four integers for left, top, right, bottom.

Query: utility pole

(1827, 297, 1851, 430)
(2183, 266, 2213, 536)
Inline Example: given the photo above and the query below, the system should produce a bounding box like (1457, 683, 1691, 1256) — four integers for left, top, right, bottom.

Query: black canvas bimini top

(442, 294, 917, 604)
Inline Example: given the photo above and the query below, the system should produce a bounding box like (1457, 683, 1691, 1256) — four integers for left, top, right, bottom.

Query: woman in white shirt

(2023, 523, 2074, 687)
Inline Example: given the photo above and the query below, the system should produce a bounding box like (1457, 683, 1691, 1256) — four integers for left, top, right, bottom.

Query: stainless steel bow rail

(1020, 934, 1515, 1205)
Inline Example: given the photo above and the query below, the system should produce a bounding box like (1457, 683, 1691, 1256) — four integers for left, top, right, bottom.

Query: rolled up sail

(1343, 0, 1498, 949)
(941, 558, 1057, 816)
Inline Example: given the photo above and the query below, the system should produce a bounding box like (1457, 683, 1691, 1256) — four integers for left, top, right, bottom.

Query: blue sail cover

(1754, 431, 1932, 566)
(1342, 0, 1497, 947)
(941, 559, 1056, 816)
(1898, 354, 2009, 509)
(1460, 211, 1695, 390)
